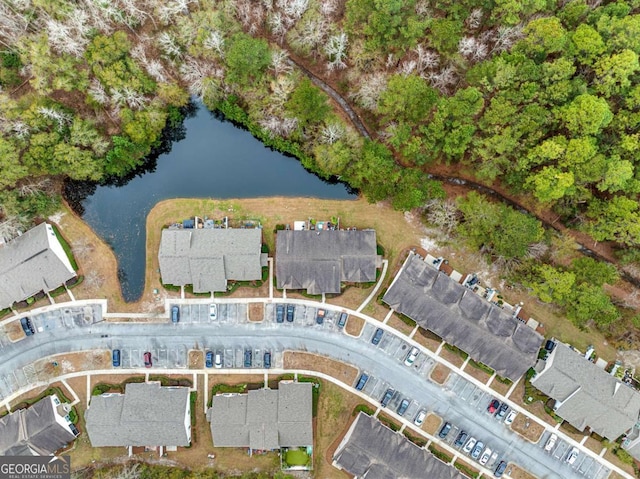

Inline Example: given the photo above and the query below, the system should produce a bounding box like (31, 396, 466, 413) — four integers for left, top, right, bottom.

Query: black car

(171, 305, 180, 323)
(438, 422, 452, 439)
(244, 349, 252, 368)
(20, 317, 35, 336)
(371, 328, 384, 345)
(380, 388, 395, 407)
(286, 304, 295, 322)
(355, 373, 369, 391)
(205, 351, 213, 368)
(337, 312, 348, 328)
(264, 351, 272, 369)
(496, 402, 509, 419)
(112, 349, 121, 367)
(396, 398, 410, 416)
(276, 304, 285, 323)
(494, 461, 507, 478)
(454, 431, 469, 448)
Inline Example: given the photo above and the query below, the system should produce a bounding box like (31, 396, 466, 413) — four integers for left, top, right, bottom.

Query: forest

(1, 0, 640, 337)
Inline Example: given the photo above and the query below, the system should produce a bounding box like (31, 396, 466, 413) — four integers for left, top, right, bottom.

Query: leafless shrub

(270, 49, 292, 75)
(414, 44, 439, 73)
(325, 32, 348, 71)
(259, 115, 298, 137)
(204, 30, 224, 57)
(466, 8, 483, 29)
(320, 122, 344, 144)
(350, 73, 387, 111)
(424, 198, 460, 234)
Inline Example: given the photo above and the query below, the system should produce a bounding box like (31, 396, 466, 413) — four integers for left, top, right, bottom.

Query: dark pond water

(65, 102, 355, 302)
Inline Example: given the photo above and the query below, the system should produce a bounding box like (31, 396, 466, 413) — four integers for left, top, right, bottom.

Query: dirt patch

(464, 362, 492, 384)
(4, 320, 26, 342)
(189, 350, 203, 369)
(326, 286, 370, 311)
(284, 352, 358, 385)
(423, 412, 442, 435)
(507, 463, 538, 479)
(430, 363, 451, 385)
(387, 313, 415, 336)
(439, 347, 465, 368)
(247, 302, 264, 321)
(489, 378, 512, 396)
(510, 412, 545, 443)
(584, 436, 605, 455)
(413, 328, 442, 352)
(345, 315, 364, 337)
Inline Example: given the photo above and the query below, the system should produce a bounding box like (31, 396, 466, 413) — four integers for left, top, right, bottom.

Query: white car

(479, 447, 492, 466)
(209, 303, 217, 320)
(404, 347, 420, 367)
(504, 409, 517, 425)
(544, 433, 557, 452)
(565, 447, 579, 465)
(463, 437, 477, 454)
(414, 409, 427, 426)
(214, 350, 223, 369)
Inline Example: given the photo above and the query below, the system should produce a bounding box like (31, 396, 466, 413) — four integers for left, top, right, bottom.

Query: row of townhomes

(3, 220, 640, 476)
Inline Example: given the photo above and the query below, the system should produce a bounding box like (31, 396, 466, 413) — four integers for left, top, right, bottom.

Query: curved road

(0, 310, 614, 479)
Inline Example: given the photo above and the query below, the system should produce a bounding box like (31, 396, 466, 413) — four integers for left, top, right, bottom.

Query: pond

(66, 102, 355, 302)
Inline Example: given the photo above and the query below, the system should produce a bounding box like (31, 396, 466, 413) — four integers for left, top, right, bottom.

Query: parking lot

(538, 430, 610, 479)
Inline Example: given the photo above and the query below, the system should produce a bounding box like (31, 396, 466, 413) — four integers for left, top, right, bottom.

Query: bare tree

(157, 0, 195, 25)
(351, 73, 387, 111)
(320, 0, 338, 17)
(270, 49, 292, 75)
(397, 59, 416, 76)
(37, 107, 72, 130)
(83, 270, 105, 291)
(0, 215, 26, 242)
(18, 178, 53, 197)
(179, 57, 222, 98)
(414, 44, 439, 73)
(325, 32, 348, 71)
(424, 198, 459, 234)
(204, 30, 225, 57)
(466, 8, 483, 29)
(259, 115, 298, 137)
(492, 25, 523, 53)
(278, 0, 309, 20)
(426, 64, 458, 93)
(320, 122, 344, 144)
(88, 79, 109, 105)
(270, 74, 295, 106)
(157, 32, 182, 58)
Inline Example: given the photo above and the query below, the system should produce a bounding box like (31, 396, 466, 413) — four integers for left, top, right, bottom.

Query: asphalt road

(0, 303, 606, 479)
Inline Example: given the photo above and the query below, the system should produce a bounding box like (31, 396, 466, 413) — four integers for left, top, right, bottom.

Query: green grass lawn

(284, 448, 310, 466)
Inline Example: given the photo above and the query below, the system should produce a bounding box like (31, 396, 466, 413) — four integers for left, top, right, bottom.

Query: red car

(487, 399, 500, 414)
(143, 352, 152, 368)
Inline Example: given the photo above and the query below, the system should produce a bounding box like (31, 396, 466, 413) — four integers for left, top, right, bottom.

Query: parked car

(544, 433, 557, 452)
(209, 304, 217, 320)
(454, 431, 469, 448)
(471, 441, 485, 460)
(316, 309, 326, 324)
(112, 349, 121, 367)
(20, 317, 35, 336)
(438, 422, 452, 439)
(214, 350, 223, 369)
(463, 437, 477, 454)
(337, 312, 348, 328)
(355, 373, 369, 391)
(264, 351, 272, 369)
(380, 388, 395, 407)
(496, 403, 509, 419)
(396, 399, 410, 416)
(479, 448, 492, 466)
(565, 447, 579, 465)
(371, 328, 384, 345)
(276, 304, 285, 323)
(244, 349, 252, 368)
(143, 351, 152, 368)
(205, 351, 213, 368)
(404, 347, 420, 367)
(171, 305, 180, 323)
(414, 409, 427, 427)
(504, 410, 517, 425)
(286, 304, 295, 322)
(487, 399, 500, 414)
(494, 461, 507, 478)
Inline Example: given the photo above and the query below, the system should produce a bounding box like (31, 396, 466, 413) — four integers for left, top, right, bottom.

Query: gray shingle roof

(209, 382, 312, 450)
(85, 382, 190, 447)
(532, 342, 640, 440)
(0, 223, 76, 310)
(158, 228, 263, 292)
(276, 230, 381, 294)
(333, 413, 466, 479)
(0, 395, 77, 456)
(383, 252, 543, 381)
